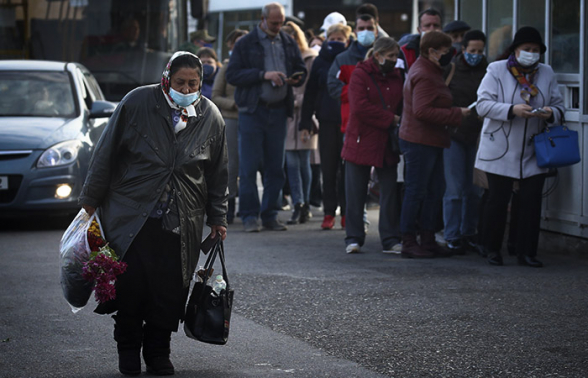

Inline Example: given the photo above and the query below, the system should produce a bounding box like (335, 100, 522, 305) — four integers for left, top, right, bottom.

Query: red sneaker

(340, 215, 346, 228)
(321, 215, 335, 230)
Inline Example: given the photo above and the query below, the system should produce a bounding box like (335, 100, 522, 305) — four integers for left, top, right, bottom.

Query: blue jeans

(285, 150, 311, 206)
(443, 140, 483, 241)
(238, 106, 287, 223)
(399, 139, 445, 235)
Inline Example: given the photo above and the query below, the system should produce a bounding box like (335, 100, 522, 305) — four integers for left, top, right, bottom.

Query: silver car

(0, 60, 116, 217)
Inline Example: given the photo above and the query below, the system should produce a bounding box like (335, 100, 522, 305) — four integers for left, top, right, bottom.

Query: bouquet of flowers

(59, 209, 126, 313)
(82, 220, 127, 303)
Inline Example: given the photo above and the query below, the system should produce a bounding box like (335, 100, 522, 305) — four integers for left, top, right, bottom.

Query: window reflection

(460, 0, 483, 31)
(487, 0, 513, 61)
(551, 0, 580, 73)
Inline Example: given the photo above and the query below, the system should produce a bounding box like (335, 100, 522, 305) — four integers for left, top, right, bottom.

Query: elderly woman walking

(79, 51, 228, 375)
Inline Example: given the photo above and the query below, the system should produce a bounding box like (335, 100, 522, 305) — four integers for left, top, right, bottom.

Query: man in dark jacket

(400, 8, 442, 69)
(226, 2, 306, 232)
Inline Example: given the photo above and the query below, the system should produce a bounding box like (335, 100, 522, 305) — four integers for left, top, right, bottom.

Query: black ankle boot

(287, 203, 303, 225)
(142, 324, 174, 376)
(299, 203, 311, 224)
(113, 315, 143, 376)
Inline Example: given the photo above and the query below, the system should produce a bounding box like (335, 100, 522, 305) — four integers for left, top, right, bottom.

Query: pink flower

(82, 244, 127, 304)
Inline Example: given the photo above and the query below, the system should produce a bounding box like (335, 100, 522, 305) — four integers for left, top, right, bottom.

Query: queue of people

(206, 3, 561, 270)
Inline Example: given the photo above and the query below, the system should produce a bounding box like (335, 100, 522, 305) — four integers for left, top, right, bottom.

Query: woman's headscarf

(161, 51, 203, 131)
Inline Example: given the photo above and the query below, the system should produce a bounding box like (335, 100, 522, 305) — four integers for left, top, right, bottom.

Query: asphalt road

(1, 209, 587, 377)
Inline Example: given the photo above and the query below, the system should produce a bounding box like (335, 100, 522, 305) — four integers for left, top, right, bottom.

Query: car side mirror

(89, 100, 117, 119)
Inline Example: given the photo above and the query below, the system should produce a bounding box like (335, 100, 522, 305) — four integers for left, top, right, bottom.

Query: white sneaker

(346, 243, 360, 254)
(383, 243, 402, 254)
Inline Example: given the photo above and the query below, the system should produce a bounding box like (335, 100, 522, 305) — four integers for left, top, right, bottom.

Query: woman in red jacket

(398, 31, 470, 258)
(342, 37, 403, 254)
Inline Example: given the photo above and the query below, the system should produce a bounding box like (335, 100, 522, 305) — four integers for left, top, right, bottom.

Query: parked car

(0, 60, 116, 218)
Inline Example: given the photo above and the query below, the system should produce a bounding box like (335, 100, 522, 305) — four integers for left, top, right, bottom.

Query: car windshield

(0, 71, 76, 118)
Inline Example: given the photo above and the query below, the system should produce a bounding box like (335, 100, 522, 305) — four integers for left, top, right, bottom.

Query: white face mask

(517, 50, 540, 67)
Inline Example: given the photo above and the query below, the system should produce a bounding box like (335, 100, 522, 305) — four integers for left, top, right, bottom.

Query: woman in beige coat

(282, 22, 318, 224)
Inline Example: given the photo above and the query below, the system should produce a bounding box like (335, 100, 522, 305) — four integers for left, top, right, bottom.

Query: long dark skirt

(95, 218, 189, 332)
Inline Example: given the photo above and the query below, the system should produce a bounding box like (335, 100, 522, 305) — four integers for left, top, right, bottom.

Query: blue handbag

(534, 110, 581, 168)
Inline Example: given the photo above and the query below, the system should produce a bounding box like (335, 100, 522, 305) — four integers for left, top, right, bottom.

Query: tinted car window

(0, 71, 76, 118)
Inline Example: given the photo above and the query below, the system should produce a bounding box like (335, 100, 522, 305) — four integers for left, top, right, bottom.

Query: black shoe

(518, 256, 543, 268)
(463, 235, 480, 252)
(118, 349, 141, 376)
(299, 203, 311, 224)
(143, 325, 174, 376)
(145, 356, 174, 376)
(262, 219, 288, 231)
(446, 239, 465, 255)
(487, 253, 503, 266)
(287, 203, 303, 225)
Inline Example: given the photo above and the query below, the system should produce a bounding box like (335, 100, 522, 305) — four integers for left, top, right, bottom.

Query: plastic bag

(59, 209, 103, 313)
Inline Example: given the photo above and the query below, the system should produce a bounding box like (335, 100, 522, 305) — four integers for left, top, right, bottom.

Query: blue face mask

(169, 88, 200, 107)
(202, 64, 215, 79)
(327, 41, 346, 55)
(464, 52, 483, 67)
(356, 30, 375, 47)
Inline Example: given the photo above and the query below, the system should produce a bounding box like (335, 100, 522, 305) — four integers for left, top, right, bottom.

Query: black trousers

(482, 173, 546, 257)
(318, 121, 345, 216)
(115, 218, 189, 332)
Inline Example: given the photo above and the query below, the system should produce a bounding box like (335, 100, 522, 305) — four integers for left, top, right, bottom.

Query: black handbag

(184, 237, 233, 345)
(368, 74, 401, 155)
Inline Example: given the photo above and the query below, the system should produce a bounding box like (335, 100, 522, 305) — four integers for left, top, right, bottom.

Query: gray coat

(475, 61, 564, 179)
(79, 84, 228, 287)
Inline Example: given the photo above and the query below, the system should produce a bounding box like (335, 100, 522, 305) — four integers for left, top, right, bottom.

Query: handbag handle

(197, 236, 230, 301)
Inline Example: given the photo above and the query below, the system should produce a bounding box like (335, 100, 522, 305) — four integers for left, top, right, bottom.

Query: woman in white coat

(475, 27, 564, 267)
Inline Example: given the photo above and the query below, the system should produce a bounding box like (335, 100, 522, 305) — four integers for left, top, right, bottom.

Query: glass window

(460, 0, 483, 31)
(418, 0, 455, 29)
(518, 0, 545, 39)
(487, 0, 513, 61)
(551, 0, 580, 73)
(0, 71, 76, 117)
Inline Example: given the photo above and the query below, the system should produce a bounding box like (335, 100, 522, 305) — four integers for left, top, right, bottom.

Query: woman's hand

(534, 106, 553, 120)
(300, 129, 311, 143)
(460, 107, 472, 117)
(210, 225, 227, 241)
(393, 115, 401, 126)
(82, 204, 95, 216)
(512, 104, 534, 118)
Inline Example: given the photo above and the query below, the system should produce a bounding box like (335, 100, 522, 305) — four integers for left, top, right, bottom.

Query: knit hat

(320, 12, 347, 32)
(509, 26, 546, 54)
(443, 20, 470, 33)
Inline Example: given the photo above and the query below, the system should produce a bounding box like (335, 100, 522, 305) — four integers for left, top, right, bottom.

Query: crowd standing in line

(208, 2, 559, 267)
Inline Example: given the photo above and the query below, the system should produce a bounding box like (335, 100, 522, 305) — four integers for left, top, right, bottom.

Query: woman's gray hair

(365, 37, 399, 60)
(262, 2, 285, 18)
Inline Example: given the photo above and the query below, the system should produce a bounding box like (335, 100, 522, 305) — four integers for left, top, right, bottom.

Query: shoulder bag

(534, 109, 581, 168)
(184, 237, 234, 345)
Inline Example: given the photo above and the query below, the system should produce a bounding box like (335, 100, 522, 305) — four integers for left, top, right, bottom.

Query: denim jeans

(285, 150, 311, 206)
(345, 161, 400, 248)
(238, 106, 287, 223)
(443, 139, 483, 241)
(399, 138, 445, 235)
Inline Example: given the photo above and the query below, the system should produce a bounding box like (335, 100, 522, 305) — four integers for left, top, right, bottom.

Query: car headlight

(37, 140, 83, 168)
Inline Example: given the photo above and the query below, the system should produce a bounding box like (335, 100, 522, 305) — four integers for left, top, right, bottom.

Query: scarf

(161, 51, 201, 132)
(507, 53, 539, 104)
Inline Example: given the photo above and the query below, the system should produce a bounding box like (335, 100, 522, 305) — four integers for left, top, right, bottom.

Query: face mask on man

(357, 30, 375, 47)
(378, 58, 397, 73)
(463, 52, 483, 67)
(170, 88, 201, 107)
(517, 50, 540, 67)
